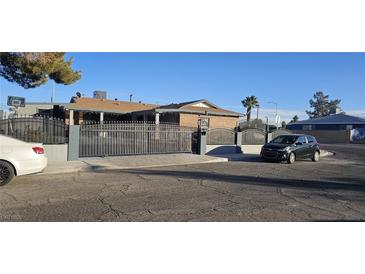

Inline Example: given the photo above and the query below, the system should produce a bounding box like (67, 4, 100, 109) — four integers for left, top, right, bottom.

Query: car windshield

(271, 135, 298, 144)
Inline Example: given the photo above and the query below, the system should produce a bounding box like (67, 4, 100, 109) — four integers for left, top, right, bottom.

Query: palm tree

(241, 96, 259, 122)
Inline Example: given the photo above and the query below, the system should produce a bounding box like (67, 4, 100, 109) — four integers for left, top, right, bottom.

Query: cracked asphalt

(1, 144, 364, 221)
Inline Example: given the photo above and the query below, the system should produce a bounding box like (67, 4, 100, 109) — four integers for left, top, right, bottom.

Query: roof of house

(65, 97, 159, 114)
(289, 113, 365, 125)
(25, 102, 68, 106)
(156, 99, 242, 117)
(64, 97, 242, 117)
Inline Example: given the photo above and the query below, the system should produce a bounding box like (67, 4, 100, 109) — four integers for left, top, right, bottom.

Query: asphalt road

(1, 144, 364, 221)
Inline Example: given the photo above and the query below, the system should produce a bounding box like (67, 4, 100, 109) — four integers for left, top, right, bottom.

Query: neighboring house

(133, 99, 242, 129)
(13, 102, 68, 116)
(286, 112, 365, 143)
(286, 113, 365, 131)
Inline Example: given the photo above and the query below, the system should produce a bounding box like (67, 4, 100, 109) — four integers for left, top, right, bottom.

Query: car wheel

(312, 150, 320, 162)
(0, 161, 15, 186)
(287, 152, 296, 164)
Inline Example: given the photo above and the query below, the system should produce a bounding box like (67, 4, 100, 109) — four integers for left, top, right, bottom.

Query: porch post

(100, 112, 104, 124)
(155, 112, 160, 124)
(69, 109, 74, 125)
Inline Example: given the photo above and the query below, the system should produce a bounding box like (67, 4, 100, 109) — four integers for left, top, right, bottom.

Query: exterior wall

(287, 124, 365, 130)
(16, 104, 53, 116)
(44, 144, 68, 162)
(292, 130, 351, 143)
(160, 112, 179, 124)
(241, 145, 263, 155)
(78, 111, 84, 124)
(179, 113, 238, 129)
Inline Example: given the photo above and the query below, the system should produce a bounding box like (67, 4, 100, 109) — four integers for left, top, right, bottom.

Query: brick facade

(179, 113, 238, 129)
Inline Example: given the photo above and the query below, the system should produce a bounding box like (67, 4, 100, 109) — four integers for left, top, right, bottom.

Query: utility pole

(51, 80, 55, 103)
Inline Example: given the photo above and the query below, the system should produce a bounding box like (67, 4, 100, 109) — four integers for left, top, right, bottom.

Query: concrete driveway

(0, 143, 364, 221)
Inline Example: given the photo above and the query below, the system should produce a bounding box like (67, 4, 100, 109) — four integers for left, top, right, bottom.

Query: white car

(0, 135, 48, 186)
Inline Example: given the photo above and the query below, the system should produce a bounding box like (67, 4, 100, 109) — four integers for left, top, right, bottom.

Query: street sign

(7, 96, 26, 107)
(275, 115, 281, 124)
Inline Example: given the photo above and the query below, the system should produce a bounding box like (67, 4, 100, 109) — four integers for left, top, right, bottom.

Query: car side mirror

(295, 142, 303, 146)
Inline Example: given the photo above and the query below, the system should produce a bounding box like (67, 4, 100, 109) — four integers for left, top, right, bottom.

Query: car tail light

(32, 147, 44, 154)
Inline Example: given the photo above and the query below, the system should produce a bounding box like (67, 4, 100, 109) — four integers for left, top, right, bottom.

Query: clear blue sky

(1, 53, 364, 122)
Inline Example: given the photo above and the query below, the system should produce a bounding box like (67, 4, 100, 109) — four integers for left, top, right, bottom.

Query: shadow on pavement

(208, 153, 263, 162)
(94, 167, 365, 192)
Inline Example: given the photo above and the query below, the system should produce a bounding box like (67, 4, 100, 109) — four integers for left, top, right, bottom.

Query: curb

(83, 158, 228, 172)
(37, 157, 228, 176)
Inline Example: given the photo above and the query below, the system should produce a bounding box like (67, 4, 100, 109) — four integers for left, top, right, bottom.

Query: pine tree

(291, 115, 299, 123)
(306, 91, 341, 118)
(0, 52, 81, 89)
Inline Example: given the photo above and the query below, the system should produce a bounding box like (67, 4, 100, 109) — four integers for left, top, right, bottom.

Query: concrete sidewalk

(39, 149, 334, 176)
(40, 153, 229, 175)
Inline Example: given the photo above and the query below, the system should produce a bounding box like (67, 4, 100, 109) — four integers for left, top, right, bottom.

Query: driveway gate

(79, 122, 193, 157)
(241, 128, 266, 145)
(207, 128, 236, 145)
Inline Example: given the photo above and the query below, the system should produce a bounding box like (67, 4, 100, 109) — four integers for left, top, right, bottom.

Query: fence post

(198, 128, 207, 155)
(235, 131, 242, 153)
(266, 132, 272, 143)
(68, 125, 80, 161)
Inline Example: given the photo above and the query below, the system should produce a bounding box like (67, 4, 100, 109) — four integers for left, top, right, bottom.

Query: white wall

(44, 144, 68, 163)
(241, 145, 263, 155)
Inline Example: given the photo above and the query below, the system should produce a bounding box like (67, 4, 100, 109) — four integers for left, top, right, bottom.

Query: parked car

(260, 134, 320, 164)
(0, 135, 48, 186)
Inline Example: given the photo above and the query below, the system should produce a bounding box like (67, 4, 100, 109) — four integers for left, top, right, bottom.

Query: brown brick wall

(179, 113, 238, 129)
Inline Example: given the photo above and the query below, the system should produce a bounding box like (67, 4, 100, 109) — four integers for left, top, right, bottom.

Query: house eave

(155, 108, 242, 117)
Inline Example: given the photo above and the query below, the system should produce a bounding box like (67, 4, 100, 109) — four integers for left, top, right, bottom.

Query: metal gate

(207, 128, 236, 145)
(241, 128, 266, 145)
(79, 122, 193, 157)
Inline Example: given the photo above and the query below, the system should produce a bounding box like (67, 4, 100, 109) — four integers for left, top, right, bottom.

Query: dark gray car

(260, 134, 320, 164)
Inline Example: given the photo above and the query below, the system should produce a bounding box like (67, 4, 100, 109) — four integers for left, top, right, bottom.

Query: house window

(302, 125, 312, 130)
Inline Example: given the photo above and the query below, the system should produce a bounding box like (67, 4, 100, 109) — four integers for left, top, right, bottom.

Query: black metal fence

(0, 115, 68, 144)
(79, 121, 194, 157)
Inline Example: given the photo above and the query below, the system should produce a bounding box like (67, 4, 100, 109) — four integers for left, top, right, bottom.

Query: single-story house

(286, 112, 365, 143)
(131, 99, 242, 129)
(63, 97, 158, 125)
(63, 97, 241, 129)
(286, 113, 365, 131)
(14, 102, 68, 116)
